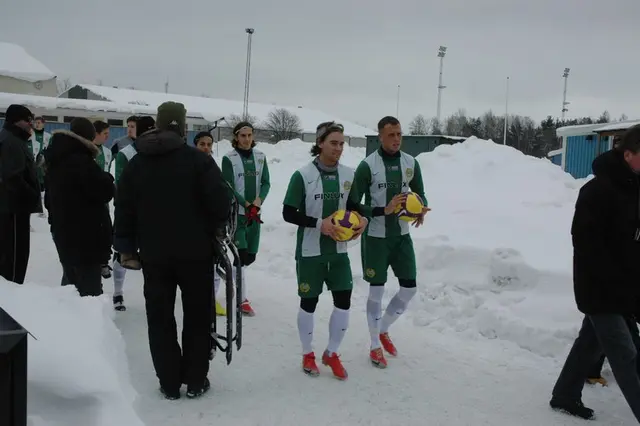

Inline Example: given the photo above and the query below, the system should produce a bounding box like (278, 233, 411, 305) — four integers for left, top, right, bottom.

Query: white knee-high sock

(380, 287, 417, 333)
(112, 260, 126, 297)
(232, 266, 247, 301)
(326, 307, 350, 355)
(213, 272, 221, 297)
(366, 286, 385, 349)
(297, 308, 314, 354)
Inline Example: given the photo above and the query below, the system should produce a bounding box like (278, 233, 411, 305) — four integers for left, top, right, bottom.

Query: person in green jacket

(220, 121, 271, 317)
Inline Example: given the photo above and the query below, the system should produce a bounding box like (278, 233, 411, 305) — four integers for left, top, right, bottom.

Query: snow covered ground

(2, 136, 637, 425)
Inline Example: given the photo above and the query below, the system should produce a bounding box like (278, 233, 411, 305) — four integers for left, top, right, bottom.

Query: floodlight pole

(436, 45, 447, 123)
(243, 28, 255, 120)
(561, 67, 570, 119)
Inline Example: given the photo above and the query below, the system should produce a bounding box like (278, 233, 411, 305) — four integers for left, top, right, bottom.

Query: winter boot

(101, 264, 112, 279)
(186, 378, 211, 399)
(549, 397, 595, 420)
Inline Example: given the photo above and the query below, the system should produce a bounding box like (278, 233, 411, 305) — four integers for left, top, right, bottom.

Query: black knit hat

(156, 102, 186, 136)
(5, 104, 34, 124)
(70, 117, 96, 141)
(136, 116, 156, 136)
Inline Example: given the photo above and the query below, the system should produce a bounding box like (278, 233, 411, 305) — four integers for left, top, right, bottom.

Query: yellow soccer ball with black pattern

(394, 192, 424, 222)
(331, 209, 360, 241)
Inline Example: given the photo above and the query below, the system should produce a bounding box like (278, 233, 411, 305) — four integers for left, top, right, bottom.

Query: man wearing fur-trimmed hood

(43, 118, 115, 297)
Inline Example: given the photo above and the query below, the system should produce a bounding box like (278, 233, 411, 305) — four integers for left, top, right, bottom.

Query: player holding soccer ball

(282, 121, 368, 380)
(349, 116, 430, 369)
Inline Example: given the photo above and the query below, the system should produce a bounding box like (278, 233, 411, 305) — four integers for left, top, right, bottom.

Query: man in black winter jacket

(0, 104, 41, 284)
(44, 118, 115, 297)
(114, 101, 231, 400)
(550, 124, 640, 422)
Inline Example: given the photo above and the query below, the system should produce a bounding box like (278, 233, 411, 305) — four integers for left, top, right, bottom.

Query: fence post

(0, 307, 28, 426)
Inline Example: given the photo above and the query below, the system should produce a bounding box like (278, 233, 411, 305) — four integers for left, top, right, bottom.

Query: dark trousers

(61, 263, 103, 296)
(142, 259, 214, 392)
(587, 354, 606, 378)
(552, 314, 640, 422)
(0, 213, 31, 284)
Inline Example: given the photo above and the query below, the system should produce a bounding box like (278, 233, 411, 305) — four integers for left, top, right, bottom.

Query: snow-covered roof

(0, 42, 56, 83)
(71, 84, 375, 138)
(555, 123, 605, 138)
(546, 148, 562, 157)
(592, 120, 640, 133)
(0, 92, 221, 123)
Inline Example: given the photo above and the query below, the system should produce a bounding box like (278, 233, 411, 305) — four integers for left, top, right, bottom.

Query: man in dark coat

(114, 102, 231, 400)
(550, 124, 640, 421)
(44, 118, 115, 297)
(0, 104, 41, 284)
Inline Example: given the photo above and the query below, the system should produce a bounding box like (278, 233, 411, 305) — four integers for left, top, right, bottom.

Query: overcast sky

(1, 0, 639, 129)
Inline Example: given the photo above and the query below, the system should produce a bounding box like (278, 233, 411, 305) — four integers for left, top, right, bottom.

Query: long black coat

(44, 130, 115, 265)
(0, 124, 41, 214)
(572, 149, 640, 315)
(113, 129, 231, 264)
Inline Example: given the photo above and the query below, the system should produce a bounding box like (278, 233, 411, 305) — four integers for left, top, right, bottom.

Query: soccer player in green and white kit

(221, 121, 271, 317)
(282, 121, 368, 380)
(350, 116, 429, 369)
(109, 116, 155, 311)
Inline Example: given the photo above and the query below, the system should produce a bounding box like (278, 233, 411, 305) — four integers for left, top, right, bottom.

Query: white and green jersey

(283, 161, 355, 258)
(95, 145, 112, 173)
(221, 148, 271, 215)
(115, 144, 137, 184)
(351, 148, 427, 238)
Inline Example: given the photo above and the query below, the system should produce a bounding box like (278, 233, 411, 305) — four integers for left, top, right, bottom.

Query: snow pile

(0, 42, 55, 82)
(0, 280, 144, 426)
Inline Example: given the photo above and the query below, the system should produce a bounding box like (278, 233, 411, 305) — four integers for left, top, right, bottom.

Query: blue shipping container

(565, 134, 610, 179)
(550, 154, 562, 166)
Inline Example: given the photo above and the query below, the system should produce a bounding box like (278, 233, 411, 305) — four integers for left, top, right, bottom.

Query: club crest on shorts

(365, 268, 375, 278)
(299, 283, 311, 293)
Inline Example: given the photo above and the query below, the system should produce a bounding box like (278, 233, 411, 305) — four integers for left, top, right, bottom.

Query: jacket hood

(135, 129, 185, 156)
(44, 130, 99, 169)
(592, 149, 638, 186)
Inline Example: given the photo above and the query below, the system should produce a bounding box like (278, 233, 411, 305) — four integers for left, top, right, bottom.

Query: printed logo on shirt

(238, 171, 260, 177)
(314, 192, 344, 200)
(377, 181, 408, 190)
(343, 181, 352, 191)
(324, 175, 337, 180)
(365, 268, 376, 278)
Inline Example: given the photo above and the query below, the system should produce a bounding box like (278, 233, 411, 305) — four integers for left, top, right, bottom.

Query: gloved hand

(245, 204, 263, 225)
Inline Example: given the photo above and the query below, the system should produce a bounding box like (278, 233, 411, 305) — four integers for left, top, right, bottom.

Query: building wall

(565, 134, 610, 179)
(0, 75, 57, 97)
(549, 154, 562, 166)
(0, 119, 201, 149)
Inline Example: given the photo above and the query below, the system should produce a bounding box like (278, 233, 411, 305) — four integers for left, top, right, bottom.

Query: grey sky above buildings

(1, 0, 638, 129)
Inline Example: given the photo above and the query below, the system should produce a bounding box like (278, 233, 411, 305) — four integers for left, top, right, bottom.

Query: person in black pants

(114, 102, 231, 400)
(0, 105, 41, 284)
(549, 124, 640, 422)
(43, 118, 114, 296)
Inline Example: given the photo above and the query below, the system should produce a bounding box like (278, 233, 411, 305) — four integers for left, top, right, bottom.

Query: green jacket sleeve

(348, 161, 374, 218)
(409, 159, 428, 207)
(259, 159, 271, 201)
(221, 156, 247, 206)
(114, 152, 128, 184)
